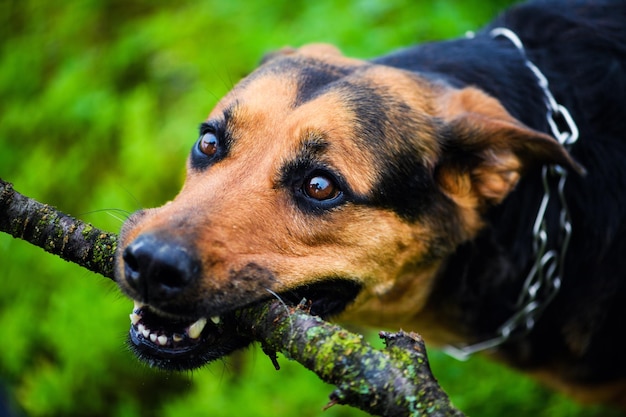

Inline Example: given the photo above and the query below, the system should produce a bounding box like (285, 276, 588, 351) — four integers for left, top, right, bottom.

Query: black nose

(122, 233, 200, 302)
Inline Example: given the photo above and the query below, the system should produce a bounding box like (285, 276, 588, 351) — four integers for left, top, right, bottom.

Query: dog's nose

(122, 233, 200, 302)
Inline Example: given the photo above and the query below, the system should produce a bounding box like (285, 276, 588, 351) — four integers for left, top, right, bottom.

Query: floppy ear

(435, 87, 582, 207)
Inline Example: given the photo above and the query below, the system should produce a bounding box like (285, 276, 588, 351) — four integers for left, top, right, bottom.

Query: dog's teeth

(210, 316, 221, 325)
(149, 333, 158, 343)
(173, 333, 183, 343)
(157, 335, 168, 346)
(130, 313, 141, 325)
(139, 324, 150, 338)
(187, 317, 207, 339)
(133, 300, 145, 313)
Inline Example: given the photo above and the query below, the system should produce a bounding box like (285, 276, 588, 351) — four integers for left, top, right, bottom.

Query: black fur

(293, 61, 355, 106)
(340, 81, 444, 223)
(375, 0, 626, 383)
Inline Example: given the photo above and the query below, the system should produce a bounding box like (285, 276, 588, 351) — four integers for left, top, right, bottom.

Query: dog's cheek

(331, 208, 436, 282)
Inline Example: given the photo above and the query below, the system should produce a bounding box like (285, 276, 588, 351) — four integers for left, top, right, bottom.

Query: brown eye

(199, 133, 218, 157)
(304, 174, 339, 201)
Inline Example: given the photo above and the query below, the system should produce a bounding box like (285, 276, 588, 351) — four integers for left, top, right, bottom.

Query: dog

(115, 0, 626, 409)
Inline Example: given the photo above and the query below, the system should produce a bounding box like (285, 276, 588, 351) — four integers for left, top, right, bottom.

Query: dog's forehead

(210, 55, 360, 116)
(214, 54, 438, 115)
(203, 55, 441, 201)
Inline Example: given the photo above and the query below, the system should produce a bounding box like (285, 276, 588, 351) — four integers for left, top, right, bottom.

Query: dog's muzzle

(117, 231, 363, 370)
(118, 232, 251, 370)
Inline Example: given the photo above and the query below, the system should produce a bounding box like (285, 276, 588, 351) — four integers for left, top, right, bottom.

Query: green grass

(0, 1, 622, 416)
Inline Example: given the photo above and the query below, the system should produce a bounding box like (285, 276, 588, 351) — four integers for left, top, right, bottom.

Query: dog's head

(115, 44, 576, 370)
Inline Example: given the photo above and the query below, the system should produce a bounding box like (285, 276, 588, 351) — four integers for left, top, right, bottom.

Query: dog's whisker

(79, 208, 132, 223)
(105, 211, 127, 224)
(264, 288, 295, 342)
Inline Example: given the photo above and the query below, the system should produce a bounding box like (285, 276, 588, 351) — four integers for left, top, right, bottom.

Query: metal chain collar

(444, 28, 580, 361)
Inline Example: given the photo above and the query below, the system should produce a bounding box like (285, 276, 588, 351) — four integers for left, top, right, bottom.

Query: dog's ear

(435, 87, 583, 207)
(260, 43, 343, 65)
(296, 43, 343, 58)
(259, 46, 297, 65)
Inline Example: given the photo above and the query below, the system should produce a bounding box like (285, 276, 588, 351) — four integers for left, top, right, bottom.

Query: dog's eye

(198, 133, 218, 157)
(304, 174, 340, 201)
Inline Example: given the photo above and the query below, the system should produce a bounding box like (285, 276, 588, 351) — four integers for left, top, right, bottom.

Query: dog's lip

(125, 279, 363, 370)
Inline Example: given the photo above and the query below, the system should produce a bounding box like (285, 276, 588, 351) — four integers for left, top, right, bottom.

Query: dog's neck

(376, 27, 577, 362)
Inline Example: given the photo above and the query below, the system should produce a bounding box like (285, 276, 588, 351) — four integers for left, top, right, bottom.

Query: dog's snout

(122, 233, 200, 302)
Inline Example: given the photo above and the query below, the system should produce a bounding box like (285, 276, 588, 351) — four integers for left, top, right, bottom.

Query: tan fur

(437, 87, 551, 205)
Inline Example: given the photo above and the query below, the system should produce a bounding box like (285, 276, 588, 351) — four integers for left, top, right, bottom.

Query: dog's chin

(126, 279, 362, 371)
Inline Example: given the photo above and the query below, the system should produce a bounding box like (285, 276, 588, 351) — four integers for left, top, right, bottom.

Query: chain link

(444, 28, 579, 361)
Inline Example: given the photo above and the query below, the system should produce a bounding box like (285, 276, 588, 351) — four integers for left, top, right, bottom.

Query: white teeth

(131, 302, 210, 344)
(130, 313, 141, 325)
(133, 300, 145, 313)
(140, 325, 150, 338)
(187, 317, 207, 339)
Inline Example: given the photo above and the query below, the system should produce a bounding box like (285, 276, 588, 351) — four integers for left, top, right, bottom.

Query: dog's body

(116, 0, 626, 409)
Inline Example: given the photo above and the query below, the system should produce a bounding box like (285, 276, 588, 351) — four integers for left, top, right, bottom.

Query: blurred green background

(0, 1, 622, 416)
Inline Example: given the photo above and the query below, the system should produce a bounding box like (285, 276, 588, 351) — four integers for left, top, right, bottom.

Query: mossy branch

(238, 301, 465, 416)
(0, 178, 465, 417)
(0, 178, 117, 279)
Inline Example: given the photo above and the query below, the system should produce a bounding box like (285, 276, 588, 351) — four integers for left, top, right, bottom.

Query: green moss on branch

(237, 301, 465, 417)
(0, 178, 116, 280)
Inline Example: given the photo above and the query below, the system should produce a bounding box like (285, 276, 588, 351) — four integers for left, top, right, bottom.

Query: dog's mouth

(126, 280, 362, 371)
(128, 301, 248, 371)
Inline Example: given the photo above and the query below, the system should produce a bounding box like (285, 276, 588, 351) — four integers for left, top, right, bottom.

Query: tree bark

(0, 178, 117, 280)
(0, 177, 465, 417)
(237, 301, 465, 416)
